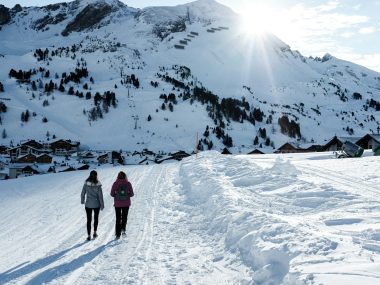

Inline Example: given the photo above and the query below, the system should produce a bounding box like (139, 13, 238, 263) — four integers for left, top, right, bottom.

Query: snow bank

(179, 151, 380, 284)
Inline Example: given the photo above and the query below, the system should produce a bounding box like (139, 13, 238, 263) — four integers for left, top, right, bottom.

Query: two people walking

(81, 170, 134, 241)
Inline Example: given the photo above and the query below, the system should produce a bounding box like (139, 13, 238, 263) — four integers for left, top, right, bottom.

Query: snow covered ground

(1, 150, 380, 285)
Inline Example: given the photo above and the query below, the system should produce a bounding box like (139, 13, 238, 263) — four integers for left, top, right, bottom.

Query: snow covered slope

(1, 151, 380, 284)
(0, 0, 380, 153)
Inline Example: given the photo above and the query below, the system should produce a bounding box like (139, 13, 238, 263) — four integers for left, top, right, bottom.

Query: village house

(16, 153, 37, 164)
(9, 165, 41, 179)
(20, 139, 45, 150)
(97, 151, 123, 165)
(8, 145, 47, 162)
(49, 139, 80, 156)
(274, 143, 306, 154)
(355, 134, 380, 150)
(77, 151, 96, 163)
(247, 149, 265, 155)
(0, 145, 8, 155)
(36, 154, 53, 164)
(170, 151, 191, 161)
(221, 147, 231, 154)
(321, 136, 361, 152)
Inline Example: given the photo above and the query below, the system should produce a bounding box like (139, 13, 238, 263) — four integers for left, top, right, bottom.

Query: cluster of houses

(0, 139, 82, 179)
(273, 133, 380, 154)
(0, 139, 192, 180)
(1, 133, 379, 180)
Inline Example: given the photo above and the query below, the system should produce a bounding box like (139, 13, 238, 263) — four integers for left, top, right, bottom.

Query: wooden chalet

(274, 143, 305, 154)
(221, 147, 231, 154)
(20, 139, 45, 150)
(355, 134, 380, 150)
(9, 165, 41, 179)
(247, 149, 264, 155)
(142, 149, 155, 156)
(305, 144, 323, 152)
(170, 151, 191, 161)
(321, 136, 361, 152)
(16, 153, 37, 164)
(0, 145, 8, 154)
(36, 154, 53, 164)
(49, 139, 80, 155)
(78, 151, 96, 162)
(8, 145, 46, 161)
(97, 151, 123, 164)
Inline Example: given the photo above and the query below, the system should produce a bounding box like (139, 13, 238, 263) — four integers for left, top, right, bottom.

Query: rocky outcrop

(61, 3, 112, 36)
(0, 5, 11, 25)
(34, 13, 67, 31)
(12, 4, 22, 13)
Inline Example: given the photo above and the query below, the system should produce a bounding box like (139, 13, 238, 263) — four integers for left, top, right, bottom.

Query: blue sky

(1, 0, 380, 72)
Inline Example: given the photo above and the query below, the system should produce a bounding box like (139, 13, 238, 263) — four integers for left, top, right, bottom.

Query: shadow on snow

(0, 240, 115, 284)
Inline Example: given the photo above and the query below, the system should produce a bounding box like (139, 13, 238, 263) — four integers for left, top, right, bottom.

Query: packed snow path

(0, 158, 251, 285)
(1, 151, 380, 285)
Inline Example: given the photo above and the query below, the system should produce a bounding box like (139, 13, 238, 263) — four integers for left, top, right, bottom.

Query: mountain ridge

(0, 0, 379, 153)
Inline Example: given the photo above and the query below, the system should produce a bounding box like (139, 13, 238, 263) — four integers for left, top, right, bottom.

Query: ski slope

(1, 151, 380, 284)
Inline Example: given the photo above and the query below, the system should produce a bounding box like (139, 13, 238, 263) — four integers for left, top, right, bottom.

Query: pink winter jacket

(110, 179, 134, 207)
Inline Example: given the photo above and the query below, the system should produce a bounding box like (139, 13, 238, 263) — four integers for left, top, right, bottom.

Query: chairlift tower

(132, 115, 139, 129)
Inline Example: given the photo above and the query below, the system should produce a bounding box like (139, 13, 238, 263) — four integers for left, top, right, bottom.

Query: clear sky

(1, 0, 380, 72)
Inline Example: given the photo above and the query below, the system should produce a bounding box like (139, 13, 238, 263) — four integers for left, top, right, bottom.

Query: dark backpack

(115, 184, 129, 200)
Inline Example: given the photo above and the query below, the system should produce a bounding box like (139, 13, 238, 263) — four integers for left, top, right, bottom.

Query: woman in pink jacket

(110, 171, 134, 239)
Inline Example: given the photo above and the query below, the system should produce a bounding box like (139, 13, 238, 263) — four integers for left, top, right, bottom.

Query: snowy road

(1, 151, 380, 284)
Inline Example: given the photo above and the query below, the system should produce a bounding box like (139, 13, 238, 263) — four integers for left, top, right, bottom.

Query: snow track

(0, 162, 251, 285)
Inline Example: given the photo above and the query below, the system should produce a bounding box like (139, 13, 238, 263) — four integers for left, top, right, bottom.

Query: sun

(239, 5, 277, 36)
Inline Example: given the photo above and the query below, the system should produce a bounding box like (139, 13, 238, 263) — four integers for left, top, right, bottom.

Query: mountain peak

(321, 53, 334, 62)
(61, 0, 128, 36)
(137, 0, 236, 26)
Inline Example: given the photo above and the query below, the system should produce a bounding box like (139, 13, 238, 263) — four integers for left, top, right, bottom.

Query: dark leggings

(115, 207, 130, 237)
(85, 207, 100, 236)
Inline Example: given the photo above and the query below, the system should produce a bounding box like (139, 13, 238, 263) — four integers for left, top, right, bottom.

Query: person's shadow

(0, 240, 115, 284)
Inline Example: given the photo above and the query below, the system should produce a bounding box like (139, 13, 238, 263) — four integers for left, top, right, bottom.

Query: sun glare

(240, 5, 277, 36)
(241, 10, 273, 35)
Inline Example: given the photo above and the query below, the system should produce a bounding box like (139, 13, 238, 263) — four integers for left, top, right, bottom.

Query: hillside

(1, 151, 380, 284)
(0, 0, 380, 153)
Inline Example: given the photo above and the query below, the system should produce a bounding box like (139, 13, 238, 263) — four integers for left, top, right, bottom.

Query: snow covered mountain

(0, 0, 380, 153)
